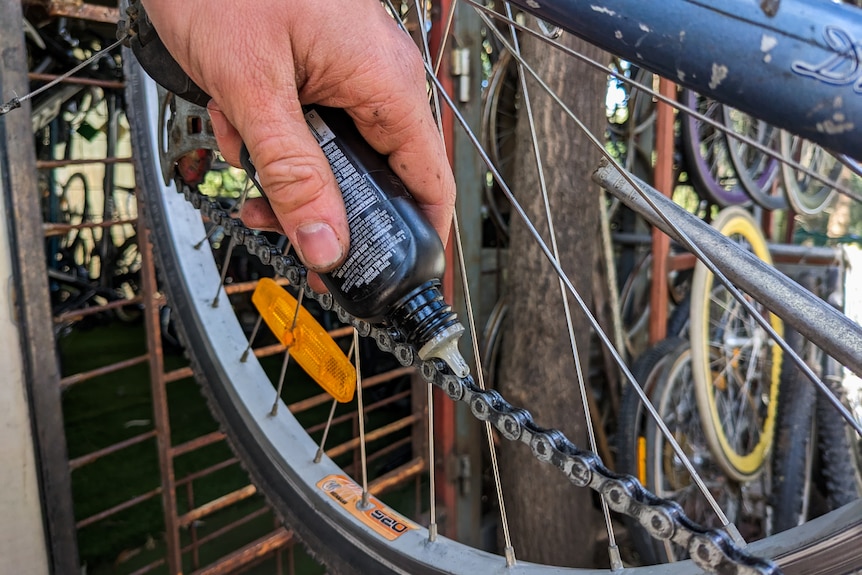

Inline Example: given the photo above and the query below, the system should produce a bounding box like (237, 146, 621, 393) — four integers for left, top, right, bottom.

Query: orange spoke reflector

(252, 278, 356, 403)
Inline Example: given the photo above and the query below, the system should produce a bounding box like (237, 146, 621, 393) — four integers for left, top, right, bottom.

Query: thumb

(235, 105, 349, 273)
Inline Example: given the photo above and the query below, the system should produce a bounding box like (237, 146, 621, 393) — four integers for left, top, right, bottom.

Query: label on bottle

(305, 109, 336, 146)
(305, 110, 409, 294)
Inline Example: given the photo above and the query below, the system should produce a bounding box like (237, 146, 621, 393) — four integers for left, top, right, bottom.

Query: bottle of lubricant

(242, 106, 468, 378)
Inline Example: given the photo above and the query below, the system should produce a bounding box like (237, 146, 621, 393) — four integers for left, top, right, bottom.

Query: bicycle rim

(680, 90, 751, 207)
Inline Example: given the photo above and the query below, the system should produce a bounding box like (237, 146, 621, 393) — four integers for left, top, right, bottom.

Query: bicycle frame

(505, 0, 861, 158)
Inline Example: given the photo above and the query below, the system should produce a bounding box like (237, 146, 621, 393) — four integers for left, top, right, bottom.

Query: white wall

(0, 167, 50, 574)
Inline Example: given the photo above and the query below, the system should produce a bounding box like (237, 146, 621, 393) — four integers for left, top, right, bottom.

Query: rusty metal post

(429, 0, 460, 540)
(431, 0, 483, 544)
(137, 203, 183, 573)
(649, 78, 677, 344)
(0, 1, 79, 571)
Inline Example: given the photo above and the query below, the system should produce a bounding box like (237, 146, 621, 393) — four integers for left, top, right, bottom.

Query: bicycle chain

(174, 179, 781, 575)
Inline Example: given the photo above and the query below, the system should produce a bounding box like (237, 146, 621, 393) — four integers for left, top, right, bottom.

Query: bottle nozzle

(417, 323, 470, 378)
(389, 280, 470, 378)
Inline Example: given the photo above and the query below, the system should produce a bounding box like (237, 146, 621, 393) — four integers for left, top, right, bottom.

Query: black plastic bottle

(242, 105, 468, 378)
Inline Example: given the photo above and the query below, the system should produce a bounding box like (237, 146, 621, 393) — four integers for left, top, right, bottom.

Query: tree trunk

(496, 23, 607, 567)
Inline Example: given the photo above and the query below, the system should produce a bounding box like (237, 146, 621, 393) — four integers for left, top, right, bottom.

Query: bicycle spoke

(240, 316, 264, 363)
(402, 0, 517, 558)
(269, 285, 305, 416)
(211, 235, 237, 309)
(1, 36, 127, 115)
(210, 180, 254, 308)
(403, 0, 445, 543)
(474, 11, 862, 440)
(193, 223, 221, 251)
(453, 214, 517, 567)
(314, 399, 339, 464)
(466, 1, 862, 204)
(433, 0, 458, 76)
(315, 339, 355, 464)
(426, 378, 438, 542)
(502, 3, 621, 567)
(354, 329, 370, 509)
(241, 242, 292, 362)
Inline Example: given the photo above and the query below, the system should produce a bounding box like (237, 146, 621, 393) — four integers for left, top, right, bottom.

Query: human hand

(141, 0, 455, 272)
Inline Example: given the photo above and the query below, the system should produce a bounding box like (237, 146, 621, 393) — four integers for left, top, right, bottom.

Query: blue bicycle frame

(506, 0, 861, 158)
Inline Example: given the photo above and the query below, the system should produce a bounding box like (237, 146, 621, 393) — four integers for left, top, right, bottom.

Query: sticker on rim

(317, 475, 417, 540)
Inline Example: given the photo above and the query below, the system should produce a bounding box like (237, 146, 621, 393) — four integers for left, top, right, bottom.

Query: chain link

(179, 181, 781, 575)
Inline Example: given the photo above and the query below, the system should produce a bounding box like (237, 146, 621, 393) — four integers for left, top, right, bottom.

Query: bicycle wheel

(689, 207, 782, 482)
(813, 355, 862, 513)
(124, 0, 862, 573)
(771, 327, 818, 532)
(645, 340, 770, 563)
(779, 132, 841, 216)
(680, 90, 751, 207)
(772, 327, 861, 533)
(480, 49, 518, 241)
(722, 107, 784, 211)
(615, 336, 686, 566)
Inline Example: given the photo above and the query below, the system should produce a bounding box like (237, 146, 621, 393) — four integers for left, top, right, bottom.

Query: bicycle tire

(689, 207, 782, 482)
(123, 5, 862, 575)
(771, 327, 817, 532)
(616, 336, 686, 566)
(645, 340, 769, 563)
(779, 132, 840, 216)
(679, 90, 751, 207)
(722, 107, 784, 211)
(814, 355, 861, 511)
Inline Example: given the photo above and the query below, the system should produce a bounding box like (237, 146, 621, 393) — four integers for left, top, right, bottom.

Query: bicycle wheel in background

(644, 340, 770, 563)
(122, 0, 862, 572)
(779, 132, 842, 216)
(680, 90, 751, 207)
(689, 207, 782, 482)
(772, 324, 861, 533)
(770, 326, 818, 532)
(481, 49, 519, 242)
(723, 107, 784, 211)
(615, 336, 685, 566)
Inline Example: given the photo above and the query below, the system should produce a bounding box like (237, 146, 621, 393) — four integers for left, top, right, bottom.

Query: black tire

(771, 328, 817, 533)
(616, 336, 686, 565)
(815, 355, 861, 510)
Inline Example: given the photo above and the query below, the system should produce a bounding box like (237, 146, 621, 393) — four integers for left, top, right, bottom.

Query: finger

(208, 104, 355, 267)
(207, 101, 241, 166)
(240, 198, 282, 232)
(306, 272, 328, 295)
(237, 199, 329, 293)
(238, 108, 350, 272)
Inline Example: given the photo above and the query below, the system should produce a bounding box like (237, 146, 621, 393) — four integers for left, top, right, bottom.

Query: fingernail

(296, 222, 343, 270)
